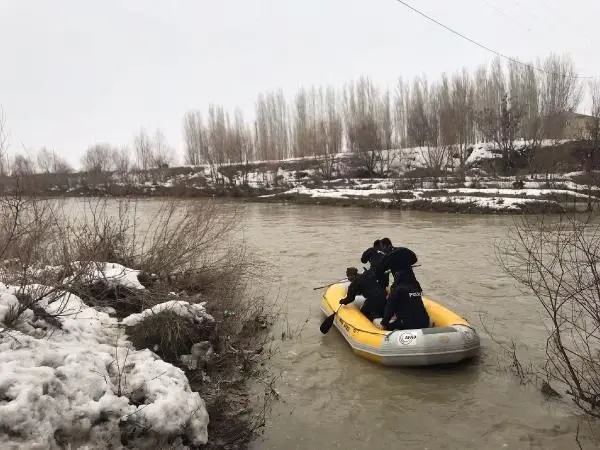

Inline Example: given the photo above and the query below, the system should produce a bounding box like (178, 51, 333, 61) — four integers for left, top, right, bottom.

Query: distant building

(544, 111, 597, 140)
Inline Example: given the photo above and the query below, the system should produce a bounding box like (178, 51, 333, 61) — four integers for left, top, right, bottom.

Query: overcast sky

(1, 0, 599, 168)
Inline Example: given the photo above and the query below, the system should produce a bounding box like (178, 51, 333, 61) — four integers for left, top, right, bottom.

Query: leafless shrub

(0, 187, 280, 448)
(0, 192, 120, 330)
(126, 309, 215, 364)
(497, 213, 600, 417)
(422, 145, 451, 181)
(479, 313, 539, 386)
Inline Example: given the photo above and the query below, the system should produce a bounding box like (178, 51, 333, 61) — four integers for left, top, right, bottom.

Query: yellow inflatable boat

(320, 282, 480, 366)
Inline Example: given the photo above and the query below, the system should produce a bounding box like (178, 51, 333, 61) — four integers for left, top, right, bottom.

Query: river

(234, 202, 591, 450)
(69, 199, 593, 449)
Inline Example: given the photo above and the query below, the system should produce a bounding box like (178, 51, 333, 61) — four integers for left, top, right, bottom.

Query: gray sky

(1, 0, 599, 168)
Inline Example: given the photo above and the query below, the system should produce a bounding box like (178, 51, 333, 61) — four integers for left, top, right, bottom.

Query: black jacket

(360, 247, 386, 268)
(376, 246, 418, 275)
(361, 246, 389, 288)
(340, 271, 387, 316)
(376, 246, 420, 290)
(381, 281, 430, 330)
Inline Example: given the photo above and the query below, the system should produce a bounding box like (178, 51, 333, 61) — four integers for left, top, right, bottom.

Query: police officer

(339, 267, 387, 321)
(381, 268, 430, 331)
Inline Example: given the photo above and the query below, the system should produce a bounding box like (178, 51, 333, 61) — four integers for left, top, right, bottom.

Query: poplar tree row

(183, 54, 586, 172)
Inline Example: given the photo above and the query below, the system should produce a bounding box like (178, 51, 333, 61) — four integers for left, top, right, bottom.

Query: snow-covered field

(0, 262, 212, 448)
(53, 139, 600, 212)
(258, 178, 598, 212)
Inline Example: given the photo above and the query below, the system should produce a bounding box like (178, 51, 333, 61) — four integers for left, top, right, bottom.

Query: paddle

(312, 278, 348, 290)
(320, 305, 342, 334)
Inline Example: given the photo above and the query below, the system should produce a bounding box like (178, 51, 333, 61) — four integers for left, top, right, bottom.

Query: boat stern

(379, 324, 481, 366)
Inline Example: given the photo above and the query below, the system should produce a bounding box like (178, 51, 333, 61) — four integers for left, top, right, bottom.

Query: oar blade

(319, 312, 336, 334)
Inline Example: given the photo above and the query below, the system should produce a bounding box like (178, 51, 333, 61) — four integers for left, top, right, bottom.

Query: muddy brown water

(235, 203, 594, 450)
(69, 199, 594, 449)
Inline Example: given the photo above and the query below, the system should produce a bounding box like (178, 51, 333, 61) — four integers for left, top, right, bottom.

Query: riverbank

(30, 175, 598, 214)
(0, 198, 279, 449)
(6, 139, 599, 214)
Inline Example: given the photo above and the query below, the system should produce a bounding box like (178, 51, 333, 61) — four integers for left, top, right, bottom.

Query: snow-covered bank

(0, 265, 212, 448)
(257, 180, 598, 213)
(6, 138, 599, 214)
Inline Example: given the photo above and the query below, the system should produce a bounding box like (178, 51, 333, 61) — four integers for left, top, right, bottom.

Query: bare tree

(183, 111, 208, 166)
(82, 144, 115, 172)
(472, 58, 506, 143)
(292, 85, 342, 160)
(323, 86, 343, 153)
(152, 130, 174, 167)
(586, 80, 600, 172)
(112, 147, 132, 174)
(393, 78, 408, 147)
(377, 88, 393, 150)
(254, 95, 272, 161)
(254, 90, 290, 161)
(406, 77, 431, 147)
(232, 108, 253, 164)
(229, 109, 254, 184)
(11, 153, 36, 177)
(321, 86, 343, 177)
(578, 80, 600, 211)
(134, 129, 153, 171)
(438, 74, 455, 148)
(498, 213, 600, 418)
(539, 54, 583, 139)
(508, 61, 544, 174)
(292, 87, 308, 158)
(271, 90, 291, 160)
(36, 148, 72, 174)
(344, 76, 390, 177)
(476, 92, 523, 175)
(36, 148, 54, 174)
(206, 104, 228, 181)
(52, 156, 72, 174)
(451, 70, 475, 180)
(0, 106, 8, 176)
(184, 105, 254, 184)
(472, 64, 489, 142)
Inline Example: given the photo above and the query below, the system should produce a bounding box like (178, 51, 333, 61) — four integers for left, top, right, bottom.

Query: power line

(392, 0, 600, 79)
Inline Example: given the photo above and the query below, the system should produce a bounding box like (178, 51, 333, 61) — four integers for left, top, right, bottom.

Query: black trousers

(361, 301, 384, 321)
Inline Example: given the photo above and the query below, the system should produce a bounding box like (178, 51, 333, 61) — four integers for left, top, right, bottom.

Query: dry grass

(0, 187, 280, 449)
(126, 309, 215, 364)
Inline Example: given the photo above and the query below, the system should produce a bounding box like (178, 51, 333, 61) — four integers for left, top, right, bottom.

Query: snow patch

(0, 276, 209, 447)
(122, 300, 214, 327)
(402, 195, 546, 210)
(67, 262, 145, 290)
